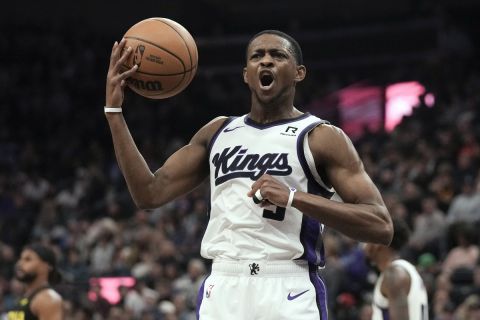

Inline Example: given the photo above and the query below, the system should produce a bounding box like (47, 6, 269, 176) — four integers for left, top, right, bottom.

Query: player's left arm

(382, 265, 411, 320)
(30, 289, 63, 320)
(305, 124, 393, 244)
(248, 124, 392, 245)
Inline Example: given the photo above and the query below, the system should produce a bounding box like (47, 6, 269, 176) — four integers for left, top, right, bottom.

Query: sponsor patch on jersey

(281, 126, 298, 136)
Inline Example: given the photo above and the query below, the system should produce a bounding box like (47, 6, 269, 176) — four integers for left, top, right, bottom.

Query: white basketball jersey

(202, 113, 334, 266)
(372, 259, 429, 320)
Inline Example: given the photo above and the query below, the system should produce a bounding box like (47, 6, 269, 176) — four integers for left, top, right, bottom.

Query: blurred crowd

(0, 21, 479, 320)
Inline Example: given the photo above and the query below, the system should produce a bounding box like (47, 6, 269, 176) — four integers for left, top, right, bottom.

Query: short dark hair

(389, 218, 411, 251)
(246, 30, 303, 65)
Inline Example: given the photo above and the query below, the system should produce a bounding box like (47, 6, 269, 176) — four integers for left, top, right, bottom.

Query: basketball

(121, 18, 198, 99)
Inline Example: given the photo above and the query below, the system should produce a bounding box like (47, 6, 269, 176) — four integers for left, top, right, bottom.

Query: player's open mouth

(15, 268, 25, 276)
(259, 71, 275, 90)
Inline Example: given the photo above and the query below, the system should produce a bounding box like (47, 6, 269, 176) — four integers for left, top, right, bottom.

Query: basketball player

(105, 30, 393, 319)
(7, 244, 63, 320)
(364, 218, 429, 320)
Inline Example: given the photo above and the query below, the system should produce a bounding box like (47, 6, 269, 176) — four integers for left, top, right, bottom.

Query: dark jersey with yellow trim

(6, 286, 50, 320)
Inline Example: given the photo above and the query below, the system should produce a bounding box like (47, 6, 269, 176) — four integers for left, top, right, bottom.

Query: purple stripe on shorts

(309, 268, 329, 320)
(196, 276, 209, 320)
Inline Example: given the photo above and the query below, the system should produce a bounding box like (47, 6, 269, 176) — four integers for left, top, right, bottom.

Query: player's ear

(294, 65, 306, 83)
(243, 67, 248, 84)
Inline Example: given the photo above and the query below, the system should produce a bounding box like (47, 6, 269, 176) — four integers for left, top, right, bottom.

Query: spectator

(407, 195, 447, 259)
(446, 175, 480, 225)
(442, 223, 479, 275)
(172, 258, 206, 310)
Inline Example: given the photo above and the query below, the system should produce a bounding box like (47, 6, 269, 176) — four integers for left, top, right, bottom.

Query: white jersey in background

(202, 113, 334, 266)
(372, 259, 429, 320)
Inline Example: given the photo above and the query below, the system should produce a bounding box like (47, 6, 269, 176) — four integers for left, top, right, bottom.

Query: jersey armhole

(302, 125, 334, 193)
(207, 116, 237, 155)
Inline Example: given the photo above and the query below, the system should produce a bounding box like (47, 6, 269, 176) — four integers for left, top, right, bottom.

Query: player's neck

(25, 278, 49, 297)
(249, 88, 302, 123)
(249, 95, 303, 123)
(249, 106, 302, 124)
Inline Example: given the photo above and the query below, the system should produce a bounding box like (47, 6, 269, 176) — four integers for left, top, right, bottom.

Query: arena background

(0, 1, 479, 319)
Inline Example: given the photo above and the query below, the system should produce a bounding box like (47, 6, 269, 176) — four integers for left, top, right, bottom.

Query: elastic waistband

(212, 259, 309, 277)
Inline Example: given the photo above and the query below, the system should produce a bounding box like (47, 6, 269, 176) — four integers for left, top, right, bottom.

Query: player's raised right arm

(105, 114, 219, 209)
(105, 40, 224, 209)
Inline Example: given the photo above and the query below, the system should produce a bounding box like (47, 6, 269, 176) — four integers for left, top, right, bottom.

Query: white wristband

(253, 189, 263, 204)
(286, 187, 297, 208)
(104, 106, 123, 113)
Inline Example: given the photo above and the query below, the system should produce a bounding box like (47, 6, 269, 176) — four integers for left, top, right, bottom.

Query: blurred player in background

(6, 244, 63, 320)
(105, 30, 393, 319)
(365, 218, 429, 320)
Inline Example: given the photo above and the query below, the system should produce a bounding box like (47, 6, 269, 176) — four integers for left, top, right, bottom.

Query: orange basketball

(121, 18, 198, 99)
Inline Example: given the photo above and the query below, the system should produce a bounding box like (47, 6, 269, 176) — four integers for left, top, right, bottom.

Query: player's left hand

(248, 174, 291, 207)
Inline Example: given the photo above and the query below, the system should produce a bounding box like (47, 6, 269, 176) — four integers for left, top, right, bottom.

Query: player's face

(243, 34, 305, 105)
(15, 249, 45, 284)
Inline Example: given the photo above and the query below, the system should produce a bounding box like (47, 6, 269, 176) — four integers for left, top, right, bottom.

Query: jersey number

(262, 206, 286, 221)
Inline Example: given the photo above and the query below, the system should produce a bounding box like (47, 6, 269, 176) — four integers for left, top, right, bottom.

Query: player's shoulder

(383, 263, 412, 287)
(206, 116, 230, 126)
(33, 288, 62, 302)
(202, 116, 231, 135)
(309, 123, 347, 141)
(30, 288, 63, 312)
(192, 116, 230, 145)
(308, 123, 356, 162)
(378, 263, 412, 299)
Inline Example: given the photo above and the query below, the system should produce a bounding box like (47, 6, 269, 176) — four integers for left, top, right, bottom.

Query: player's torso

(372, 259, 429, 320)
(202, 113, 333, 264)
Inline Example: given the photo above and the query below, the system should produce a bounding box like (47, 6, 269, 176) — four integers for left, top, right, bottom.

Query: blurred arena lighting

(308, 81, 435, 139)
(337, 85, 384, 140)
(424, 92, 435, 107)
(385, 81, 434, 131)
(88, 277, 136, 304)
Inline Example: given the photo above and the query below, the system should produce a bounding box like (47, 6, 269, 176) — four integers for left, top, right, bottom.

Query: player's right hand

(106, 39, 138, 108)
(248, 174, 291, 208)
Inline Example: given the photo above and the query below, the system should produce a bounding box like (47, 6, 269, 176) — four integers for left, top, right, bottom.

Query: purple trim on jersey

(296, 121, 333, 267)
(196, 276, 209, 320)
(296, 121, 335, 199)
(244, 112, 311, 129)
(381, 307, 390, 320)
(309, 267, 328, 320)
(207, 117, 237, 155)
(299, 216, 322, 266)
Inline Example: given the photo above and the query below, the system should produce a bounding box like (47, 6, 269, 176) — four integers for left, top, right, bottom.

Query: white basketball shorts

(196, 260, 328, 320)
